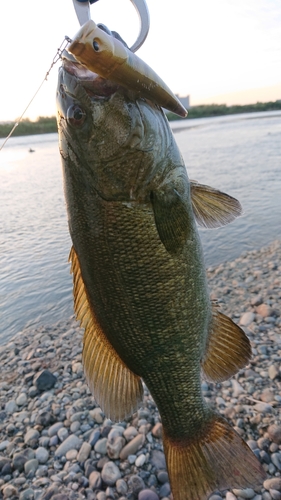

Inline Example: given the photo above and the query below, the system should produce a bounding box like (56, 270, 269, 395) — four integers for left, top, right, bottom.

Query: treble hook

(72, 0, 150, 52)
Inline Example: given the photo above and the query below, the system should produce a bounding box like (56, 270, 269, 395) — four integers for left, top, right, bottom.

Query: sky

(0, 0, 280, 121)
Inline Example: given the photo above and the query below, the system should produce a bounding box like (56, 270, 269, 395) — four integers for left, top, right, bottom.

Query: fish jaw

(67, 20, 187, 118)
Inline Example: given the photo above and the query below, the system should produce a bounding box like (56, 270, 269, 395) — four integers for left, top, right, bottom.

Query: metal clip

(72, 0, 150, 52)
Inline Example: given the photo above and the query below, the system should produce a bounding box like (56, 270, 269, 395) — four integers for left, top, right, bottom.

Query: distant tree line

(0, 116, 58, 138)
(167, 100, 281, 121)
(0, 101, 281, 137)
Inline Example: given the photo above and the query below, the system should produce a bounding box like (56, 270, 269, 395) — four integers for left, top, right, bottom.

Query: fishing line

(0, 36, 72, 152)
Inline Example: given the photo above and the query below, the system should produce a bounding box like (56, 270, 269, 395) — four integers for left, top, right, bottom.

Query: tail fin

(163, 414, 265, 500)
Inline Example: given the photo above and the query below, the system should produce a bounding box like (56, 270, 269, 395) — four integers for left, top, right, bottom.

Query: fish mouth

(62, 56, 120, 98)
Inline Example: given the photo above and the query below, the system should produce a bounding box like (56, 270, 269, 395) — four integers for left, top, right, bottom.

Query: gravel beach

(0, 240, 280, 500)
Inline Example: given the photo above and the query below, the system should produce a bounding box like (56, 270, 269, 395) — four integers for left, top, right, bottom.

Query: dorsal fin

(69, 246, 143, 421)
(201, 302, 251, 383)
(190, 181, 242, 228)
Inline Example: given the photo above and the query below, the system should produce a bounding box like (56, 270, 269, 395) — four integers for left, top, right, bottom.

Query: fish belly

(70, 191, 210, 428)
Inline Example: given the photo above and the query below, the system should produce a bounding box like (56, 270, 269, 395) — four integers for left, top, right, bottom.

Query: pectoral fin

(69, 246, 143, 421)
(190, 181, 242, 228)
(201, 303, 251, 382)
(150, 186, 191, 254)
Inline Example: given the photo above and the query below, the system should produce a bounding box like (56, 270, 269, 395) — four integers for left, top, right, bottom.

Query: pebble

(35, 446, 49, 464)
(128, 474, 145, 495)
(139, 490, 160, 500)
(77, 441, 91, 462)
(48, 422, 64, 437)
(232, 488, 255, 498)
(119, 433, 145, 459)
(94, 437, 108, 455)
(89, 470, 102, 490)
(24, 429, 40, 447)
(264, 478, 281, 491)
(55, 435, 82, 457)
(0, 242, 280, 500)
(16, 392, 28, 406)
(24, 458, 39, 475)
(33, 369, 57, 391)
(101, 461, 121, 486)
(240, 312, 255, 326)
(268, 425, 281, 444)
(135, 453, 146, 467)
(116, 479, 128, 495)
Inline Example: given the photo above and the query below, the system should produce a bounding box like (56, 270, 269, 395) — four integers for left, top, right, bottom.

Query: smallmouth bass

(57, 30, 265, 500)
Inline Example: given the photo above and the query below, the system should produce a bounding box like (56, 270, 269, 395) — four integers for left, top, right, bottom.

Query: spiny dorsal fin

(69, 246, 143, 421)
(190, 181, 242, 228)
(164, 413, 265, 500)
(201, 303, 251, 383)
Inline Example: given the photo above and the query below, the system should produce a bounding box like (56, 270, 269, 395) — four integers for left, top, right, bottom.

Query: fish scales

(57, 38, 265, 499)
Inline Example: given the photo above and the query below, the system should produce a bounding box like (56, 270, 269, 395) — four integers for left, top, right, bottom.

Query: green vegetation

(0, 100, 280, 138)
(167, 100, 281, 121)
(0, 116, 58, 138)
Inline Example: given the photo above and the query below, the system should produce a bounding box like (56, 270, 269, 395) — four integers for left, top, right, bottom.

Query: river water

(0, 111, 280, 344)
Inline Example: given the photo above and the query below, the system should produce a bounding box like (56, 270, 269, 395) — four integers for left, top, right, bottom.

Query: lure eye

(93, 39, 99, 51)
(67, 105, 86, 127)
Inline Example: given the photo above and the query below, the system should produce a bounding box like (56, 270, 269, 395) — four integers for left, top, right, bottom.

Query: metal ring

(72, 0, 150, 52)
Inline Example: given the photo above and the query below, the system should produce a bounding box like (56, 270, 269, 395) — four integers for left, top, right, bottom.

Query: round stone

(159, 482, 171, 498)
(135, 454, 146, 467)
(264, 478, 281, 491)
(19, 488, 35, 500)
(239, 312, 255, 326)
(151, 423, 163, 438)
(128, 475, 145, 495)
(94, 437, 108, 455)
(123, 426, 138, 441)
(151, 450, 166, 470)
(119, 433, 145, 460)
(101, 461, 121, 486)
(66, 449, 78, 460)
(116, 479, 128, 495)
(55, 435, 82, 457)
(89, 470, 102, 490)
(33, 369, 57, 391)
(2, 484, 18, 498)
(139, 490, 159, 500)
(48, 422, 64, 437)
(232, 489, 255, 499)
(57, 427, 68, 442)
(5, 400, 17, 414)
(35, 447, 49, 464)
(24, 458, 39, 475)
(16, 393, 28, 406)
(77, 442, 91, 463)
(24, 430, 40, 448)
(90, 407, 104, 423)
(268, 425, 281, 444)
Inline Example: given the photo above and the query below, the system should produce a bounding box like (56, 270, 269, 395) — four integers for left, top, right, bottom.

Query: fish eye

(67, 105, 86, 127)
(93, 39, 99, 51)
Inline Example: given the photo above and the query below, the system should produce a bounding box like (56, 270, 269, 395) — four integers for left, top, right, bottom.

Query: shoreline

(0, 240, 280, 500)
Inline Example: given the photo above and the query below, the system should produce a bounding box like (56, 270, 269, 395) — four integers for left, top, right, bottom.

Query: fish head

(56, 55, 172, 201)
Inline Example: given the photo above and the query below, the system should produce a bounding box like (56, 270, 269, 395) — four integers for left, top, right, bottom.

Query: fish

(56, 35, 265, 500)
(66, 19, 187, 118)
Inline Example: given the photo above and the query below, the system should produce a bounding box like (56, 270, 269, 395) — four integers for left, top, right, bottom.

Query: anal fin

(69, 246, 143, 421)
(164, 413, 265, 500)
(190, 181, 242, 228)
(201, 303, 251, 382)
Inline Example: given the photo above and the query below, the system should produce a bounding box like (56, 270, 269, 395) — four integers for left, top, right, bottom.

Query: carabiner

(72, 0, 150, 52)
